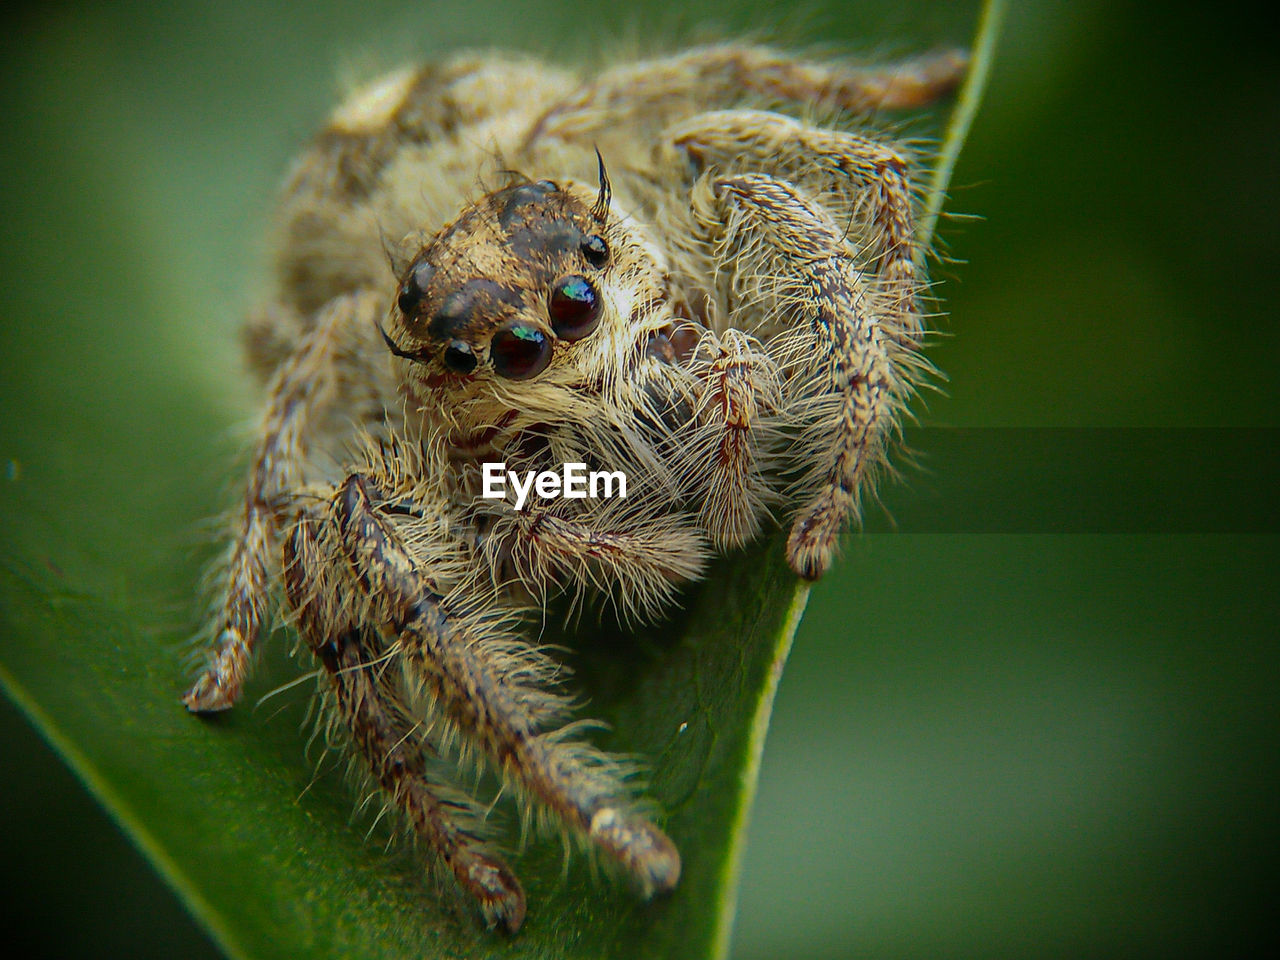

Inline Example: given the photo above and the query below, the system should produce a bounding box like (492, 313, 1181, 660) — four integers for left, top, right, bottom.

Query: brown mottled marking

(383, 180, 612, 368)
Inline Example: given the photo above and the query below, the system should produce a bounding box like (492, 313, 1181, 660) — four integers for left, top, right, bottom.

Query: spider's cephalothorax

(184, 43, 967, 931)
(383, 175, 618, 381)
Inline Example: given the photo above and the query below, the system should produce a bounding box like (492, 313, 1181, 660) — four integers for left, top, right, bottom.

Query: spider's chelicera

(184, 43, 967, 932)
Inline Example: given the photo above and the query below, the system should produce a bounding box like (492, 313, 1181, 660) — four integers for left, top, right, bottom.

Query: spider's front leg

(284, 514, 525, 931)
(666, 108, 939, 577)
(184, 289, 384, 712)
(692, 171, 910, 580)
(303, 473, 681, 916)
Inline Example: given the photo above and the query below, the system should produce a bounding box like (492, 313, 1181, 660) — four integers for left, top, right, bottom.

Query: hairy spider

(183, 43, 967, 932)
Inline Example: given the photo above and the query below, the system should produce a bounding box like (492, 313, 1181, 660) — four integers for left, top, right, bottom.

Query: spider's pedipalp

(485, 498, 710, 624)
(684, 327, 784, 549)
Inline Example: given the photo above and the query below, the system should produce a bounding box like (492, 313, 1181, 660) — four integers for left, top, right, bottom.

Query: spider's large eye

(548, 275, 601, 341)
(397, 260, 436, 316)
(490, 324, 552, 380)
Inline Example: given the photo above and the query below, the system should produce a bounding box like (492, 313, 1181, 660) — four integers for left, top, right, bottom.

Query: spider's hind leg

(524, 44, 966, 146)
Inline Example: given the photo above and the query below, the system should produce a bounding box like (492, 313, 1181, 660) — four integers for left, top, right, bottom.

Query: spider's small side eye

(397, 260, 436, 316)
(442, 340, 477, 374)
(580, 233, 609, 268)
(548, 275, 601, 341)
(491, 324, 552, 380)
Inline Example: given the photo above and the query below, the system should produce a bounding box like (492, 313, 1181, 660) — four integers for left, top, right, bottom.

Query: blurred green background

(1, 1, 1276, 958)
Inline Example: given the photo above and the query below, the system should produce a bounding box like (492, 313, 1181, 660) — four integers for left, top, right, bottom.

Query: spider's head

(382, 158, 665, 407)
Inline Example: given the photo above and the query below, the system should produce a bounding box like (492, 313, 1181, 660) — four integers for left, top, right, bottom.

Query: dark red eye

(548, 275, 601, 341)
(490, 324, 551, 380)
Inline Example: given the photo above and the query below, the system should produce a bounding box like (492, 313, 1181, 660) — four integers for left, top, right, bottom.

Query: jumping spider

(184, 43, 967, 932)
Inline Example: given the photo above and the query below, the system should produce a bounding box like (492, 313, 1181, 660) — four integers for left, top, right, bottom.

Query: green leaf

(0, 3, 999, 958)
(0, 537, 807, 959)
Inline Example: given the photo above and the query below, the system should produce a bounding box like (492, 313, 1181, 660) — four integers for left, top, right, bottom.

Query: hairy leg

(284, 513, 526, 931)
(670, 109, 925, 347)
(484, 493, 709, 624)
(322, 473, 681, 897)
(183, 289, 383, 712)
(524, 44, 966, 146)
(691, 172, 905, 580)
(680, 328, 783, 550)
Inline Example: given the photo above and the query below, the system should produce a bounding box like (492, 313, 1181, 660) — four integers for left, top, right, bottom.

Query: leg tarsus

(182, 631, 251, 712)
(847, 47, 969, 111)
